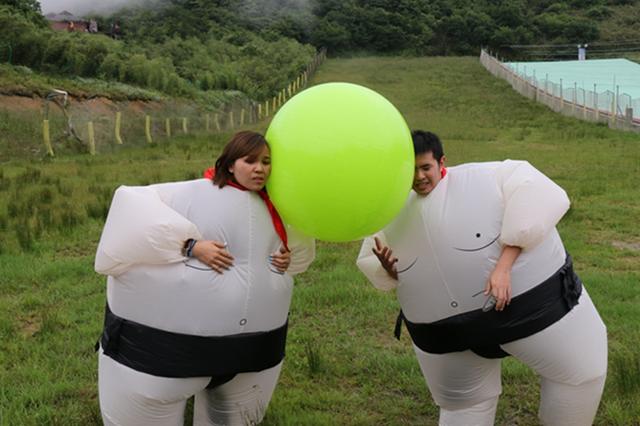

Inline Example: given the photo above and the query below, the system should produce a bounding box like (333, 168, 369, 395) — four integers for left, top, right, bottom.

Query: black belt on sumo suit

(395, 254, 583, 359)
(96, 305, 288, 389)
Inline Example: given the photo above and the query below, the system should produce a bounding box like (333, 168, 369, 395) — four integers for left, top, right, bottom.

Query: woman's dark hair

(411, 130, 444, 162)
(213, 131, 269, 187)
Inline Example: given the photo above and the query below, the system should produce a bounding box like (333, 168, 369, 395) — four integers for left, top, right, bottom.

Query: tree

(311, 17, 351, 51)
(0, 0, 45, 25)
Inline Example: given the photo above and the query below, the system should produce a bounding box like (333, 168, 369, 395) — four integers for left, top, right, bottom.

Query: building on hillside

(45, 11, 88, 32)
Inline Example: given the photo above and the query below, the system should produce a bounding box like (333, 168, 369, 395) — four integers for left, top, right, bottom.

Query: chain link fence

(38, 48, 327, 156)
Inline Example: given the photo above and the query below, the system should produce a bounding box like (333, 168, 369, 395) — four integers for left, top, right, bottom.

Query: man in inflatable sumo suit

(94, 131, 315, 425)
(357, 130, 607, 426)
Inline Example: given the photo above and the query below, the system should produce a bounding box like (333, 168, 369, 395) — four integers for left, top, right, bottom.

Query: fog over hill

(39, 0, 312, 19)
(39, 0, 157, 16)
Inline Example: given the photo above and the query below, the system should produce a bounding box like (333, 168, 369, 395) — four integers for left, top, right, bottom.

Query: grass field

(0, 56, 639, 425)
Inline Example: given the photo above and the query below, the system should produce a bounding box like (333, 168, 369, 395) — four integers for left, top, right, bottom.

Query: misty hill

(97, 0, 640, 57)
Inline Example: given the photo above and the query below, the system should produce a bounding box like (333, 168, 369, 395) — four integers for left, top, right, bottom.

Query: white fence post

(594, 84, 599, 121)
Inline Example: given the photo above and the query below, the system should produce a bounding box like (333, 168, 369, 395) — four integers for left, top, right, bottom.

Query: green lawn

(1, 56, 639, 425)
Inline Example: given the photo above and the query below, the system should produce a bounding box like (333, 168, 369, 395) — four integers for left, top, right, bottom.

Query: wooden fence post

(182, 117, 188, 134)
(42, 119, 54, 156)
(165, 118, 171, 138)
(87, 121, 96, 155)
(145, 115, 153, 144)
(115, 111, 123, 145)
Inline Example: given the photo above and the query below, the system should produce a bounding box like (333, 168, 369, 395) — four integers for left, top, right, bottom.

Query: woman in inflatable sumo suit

(357, 131, 607, 426)
(94, 131, 315, 426)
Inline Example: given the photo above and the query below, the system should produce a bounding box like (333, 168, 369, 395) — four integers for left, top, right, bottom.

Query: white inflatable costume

(357, 161, 607, 426)
(95, 179, 315, 426)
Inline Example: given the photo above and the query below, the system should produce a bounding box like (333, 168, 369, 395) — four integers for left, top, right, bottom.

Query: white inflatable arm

(356, 232, 398, 291)
(286, 225, 315, 276)
(497, 160, 570, 250)
(94, 185, 202, 276)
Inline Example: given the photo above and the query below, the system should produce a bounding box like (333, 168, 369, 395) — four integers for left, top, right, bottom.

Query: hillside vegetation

(3, 0, 640, 106)
(0, 1, 315, 102)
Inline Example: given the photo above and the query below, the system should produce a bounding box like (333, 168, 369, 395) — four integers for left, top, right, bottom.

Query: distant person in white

(357, 130, 607, 425)
(578, 44, 587, 61)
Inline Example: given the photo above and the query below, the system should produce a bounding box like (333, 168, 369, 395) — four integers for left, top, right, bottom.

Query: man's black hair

(411, 130, 444, 162)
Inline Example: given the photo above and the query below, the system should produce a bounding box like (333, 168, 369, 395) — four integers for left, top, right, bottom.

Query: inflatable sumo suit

(94, 179, 315, 426)
(357, 161, 607, 426)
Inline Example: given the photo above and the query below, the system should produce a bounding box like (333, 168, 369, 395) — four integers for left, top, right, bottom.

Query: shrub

(98, 52, 125, 80)
(0, 6, 46, 67)
(58, 205, 85, 231)
(15, 219, 34, 251)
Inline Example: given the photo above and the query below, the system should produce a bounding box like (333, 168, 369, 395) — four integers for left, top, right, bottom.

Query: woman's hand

(484, 245, 521, 311)
(372, 236, 398, 280)
(270, 246, 291, 273)
(191, 240, 234, 273)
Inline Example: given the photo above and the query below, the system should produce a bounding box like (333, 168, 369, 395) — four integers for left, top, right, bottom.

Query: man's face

(413, 151, 444, 196)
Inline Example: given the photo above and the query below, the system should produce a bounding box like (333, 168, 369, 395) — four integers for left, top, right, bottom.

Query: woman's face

(229, 145, 271, 191)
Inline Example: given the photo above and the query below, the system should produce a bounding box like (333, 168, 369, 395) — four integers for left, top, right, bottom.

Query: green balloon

(266, 82, 413, 242)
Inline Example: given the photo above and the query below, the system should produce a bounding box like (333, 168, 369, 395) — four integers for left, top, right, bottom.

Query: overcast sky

(39, 0, 147, 16)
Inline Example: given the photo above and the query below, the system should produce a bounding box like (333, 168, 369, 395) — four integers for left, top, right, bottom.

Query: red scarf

(441, 166, 447, 179)
(203, 168, 289, 251)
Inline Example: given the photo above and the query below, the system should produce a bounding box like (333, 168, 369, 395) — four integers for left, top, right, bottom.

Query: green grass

(1, 56, 639, 425)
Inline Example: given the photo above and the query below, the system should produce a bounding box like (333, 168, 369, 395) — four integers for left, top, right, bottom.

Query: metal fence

(480, 49, 640, 132)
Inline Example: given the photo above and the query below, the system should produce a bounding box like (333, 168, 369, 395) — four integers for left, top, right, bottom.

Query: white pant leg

(501, 289, 608, 426)
(193, 361, 283, 426)
(413, 344, 502, 426)
(537, 375, 606, 426)
(439, 396, 499, 426)
(98, 350, 211, 426)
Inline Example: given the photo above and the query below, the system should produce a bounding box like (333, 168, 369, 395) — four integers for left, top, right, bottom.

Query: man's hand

(372, 236, 398, 280)
(270, 246, 291, 273)
(484, 245, 521, 311)
(484, 265, 512, 311)
(192, 240, 234, 273)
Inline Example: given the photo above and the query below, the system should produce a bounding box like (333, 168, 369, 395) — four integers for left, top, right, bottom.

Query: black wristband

(186, 239, 197, 257)
(182, 239, 196, 257)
